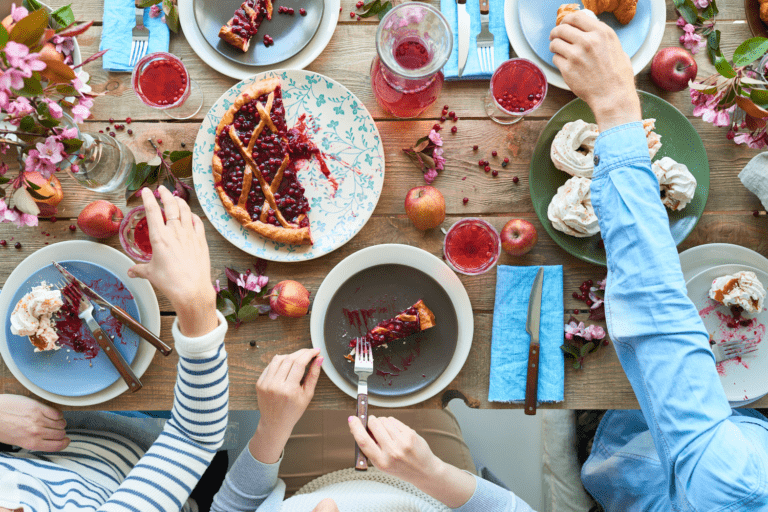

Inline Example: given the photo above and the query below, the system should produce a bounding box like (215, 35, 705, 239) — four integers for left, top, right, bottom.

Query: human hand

(549, 11, 642, 130)
(250, 348, 323, 463)
(127, 186, 218, 337)
(0, 395, 69, 452)
(311, 498, 339, 512)
(348, 415, 476, 508)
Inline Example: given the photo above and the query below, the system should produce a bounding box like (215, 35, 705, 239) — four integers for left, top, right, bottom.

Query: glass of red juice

(443, 218, 501, 275)
(119, 205, 163, 263)
(485, 58, 548, 125)
(371, 3, 452, 118)
(132, 52, 203, 120)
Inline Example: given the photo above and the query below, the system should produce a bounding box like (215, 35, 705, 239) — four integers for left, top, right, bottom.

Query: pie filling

(220, 0, 271, 49)
(215, 86, 311, 227)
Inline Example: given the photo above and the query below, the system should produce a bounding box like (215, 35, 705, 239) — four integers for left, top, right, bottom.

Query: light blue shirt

(581, 122, 768, 511)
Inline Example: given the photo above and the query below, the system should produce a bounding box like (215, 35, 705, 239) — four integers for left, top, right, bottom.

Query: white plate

(179, 0, 339, 79)
(0, 241, 160, 407)
(504, 0, 665, 90)
(686, 264, 768, 403)
(192, 69, 385, 262)
(310, 244, 474, 407)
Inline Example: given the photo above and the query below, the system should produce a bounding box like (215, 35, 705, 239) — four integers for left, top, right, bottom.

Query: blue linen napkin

(440, 0, 510, 80)
(489, 265, 564, 403)
(100, 0, 170, 72)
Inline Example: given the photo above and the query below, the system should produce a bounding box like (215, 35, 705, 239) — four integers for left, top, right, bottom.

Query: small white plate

(192, 69, 385, 262)
(0, 241, 160, 407)
(310, 244, 474, 407)
(686, 263, 768, 404)
(179, 0, 339, 79)
(504, 0, 665, 90)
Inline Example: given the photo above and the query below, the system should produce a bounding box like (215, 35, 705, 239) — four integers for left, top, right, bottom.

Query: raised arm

(99, 186, 229, 512)
(552, 13, 767, 510)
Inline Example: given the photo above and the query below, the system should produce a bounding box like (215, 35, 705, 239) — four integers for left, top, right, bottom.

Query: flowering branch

(402, 128, 446, 184)
(561, 317, 608, 370)
(674, 0, 718, 55)
(215, 260, 272, 329)
(126, 139, 193, 200)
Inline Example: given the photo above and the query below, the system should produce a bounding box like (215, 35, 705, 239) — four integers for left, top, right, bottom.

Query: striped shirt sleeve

(99, 310, 229, 512)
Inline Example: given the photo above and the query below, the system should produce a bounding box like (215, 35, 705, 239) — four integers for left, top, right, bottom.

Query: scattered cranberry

(754, 210, 761, 217)
(249, 340, 256, 347)
(350, 11, 355, 17)
(0, 240, 5, 246)
(340, 6, 342, 12)
(109, 131, 116, 137)
(586, 279, 593, 286)
(109, 117, 114, 123)
(50, 217, 57, 223)
(78, 154, 85, 159)
(492, 170, 498, 177)
(127, 129, 133, 135)
(503, 157, 509, 163)
(442, 108, 448, 115)
(440, 116, 446, 122)
(126, 117, 132, 124)
(473, 145, 478, 151)
(602, 340, 610, 346)
(356, 0, 364, 6)
(572, 292, 579, 299)
(287, 7, 295, 15)
(453, 116, 459, 122)
(586, 299, 593, 307)
(492, 150, 497, 157)
(501, 161, 508, 168)
(300, 8, 306, 15)
(512, 176, 519, 184)
(478, 160, 485, 166)
(99, 130, 103, 133)
(463, 197, 469, 204)
(448, 111, 455, 118)
(574, 309, 580, 315)
(484, 165, 491, 172)
(69, 224, 76, 232)
(433, 124, 441, 131)
(451, 126, 457, 134)
(157, 139, 163, 144)
(14, 242, 21, 249)
(356, 15, 361, 20)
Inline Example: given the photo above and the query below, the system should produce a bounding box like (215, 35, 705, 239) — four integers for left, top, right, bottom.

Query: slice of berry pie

(345, 300, 436, 360)
(218, 0, 273, 52)
(213, 77, 314, 245)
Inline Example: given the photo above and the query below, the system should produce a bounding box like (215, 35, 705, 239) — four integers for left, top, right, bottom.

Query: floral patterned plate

(192, 69, 385, 261)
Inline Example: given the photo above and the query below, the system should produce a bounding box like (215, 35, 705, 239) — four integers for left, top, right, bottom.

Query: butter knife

(457, 0, 470, 77)
(53, 261, 172, 356)
(525, 268, 544, 415)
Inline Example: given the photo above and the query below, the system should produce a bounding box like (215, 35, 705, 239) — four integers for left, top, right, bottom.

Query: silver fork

(710, 337, 760, 363)
(130, 8, 149, 68)
(476, 0, 494, 73)
(353, 339, 373, 471)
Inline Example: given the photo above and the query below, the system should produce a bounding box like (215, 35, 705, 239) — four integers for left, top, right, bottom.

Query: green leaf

(164, 3, 180, 32)
(707, 30, 721, 65)
(561, 344, 580, 359)
(359, 0, 382, 18)
(572, 359, 583, 370)
(237, 305, 262, 323)
(170, 154, 192, 178)
(19, 115, 36, 132)
(378, 4, 392, 19)
(751, 88, 768, 105)
(25, 180, 41, 191)
(14, 76, 44, 97)
(675, 0, 698, 24)
(0, 25, 9, 50)
(733, 37, 768, 67)
(51, 5, 76, 28)
(0, 176, 10, 185)
(22, 0, 44, 11)
(217, 297, 236, 318)
(702, 0, 718, 19)
(714, 56, 736, 79)
(136, 0, 162, 7)
(9, 8, 48, 48)
(55, 84, 79, 96)
(125, 162, 153, 196)
(61, 138, 83, 154)
(579, 342, 595, 357)
(719, 86, 736, 106)
(169, 150, 192, 162)
(26, 186, 52, 201)
(0, 187, 5, 199)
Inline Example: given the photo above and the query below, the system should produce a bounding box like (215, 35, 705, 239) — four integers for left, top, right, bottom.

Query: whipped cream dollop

(551, 120, 599, 178)
(652, 157, 697, 211)
(547, 176, 600, 237)
(709, 271, 766, 314)
(643, 118, 662, 159)
(10, 282, 63, 352)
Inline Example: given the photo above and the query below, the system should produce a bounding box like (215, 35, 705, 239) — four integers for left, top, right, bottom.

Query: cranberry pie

(213, 77, 314, 245)
(219, 0, 273, 52)
(345, 300, 436, 360)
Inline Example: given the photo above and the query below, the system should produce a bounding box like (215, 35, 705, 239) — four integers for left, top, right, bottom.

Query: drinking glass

(66, 132, 135, 193)
(443, 218, 501, 275)
(371, 2, 452, 118)
(132, 52, 203, 120)
(119, 205, 162, 262)
(484, 58, 548, 125)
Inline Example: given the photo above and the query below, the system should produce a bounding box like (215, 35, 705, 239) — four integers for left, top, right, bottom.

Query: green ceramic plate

(529, 91, 710, 266)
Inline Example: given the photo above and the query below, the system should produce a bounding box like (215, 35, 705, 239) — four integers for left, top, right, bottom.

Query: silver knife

(457, 0, 470, 77)
(525, 268, 544, 415)
(53, 261, 173, 356)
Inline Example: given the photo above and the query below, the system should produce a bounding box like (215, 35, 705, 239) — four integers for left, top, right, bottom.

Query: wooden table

(0, 0, 766, 410)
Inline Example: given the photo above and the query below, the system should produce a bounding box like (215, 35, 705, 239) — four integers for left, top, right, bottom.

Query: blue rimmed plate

(519, 0, 651, 68)
(5, 261, 141, 397)
(192, 69, 385, 262)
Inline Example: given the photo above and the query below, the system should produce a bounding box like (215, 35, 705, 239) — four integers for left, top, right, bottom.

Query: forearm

(175, 290, 218, 338)
(211, 443, 283, 512)
(99, 311, 229, 512)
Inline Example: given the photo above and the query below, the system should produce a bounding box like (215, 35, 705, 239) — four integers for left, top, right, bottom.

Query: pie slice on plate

(345, 300, 436, 360)
(218, 0, 273, 52)
(213, 77, 314, 245)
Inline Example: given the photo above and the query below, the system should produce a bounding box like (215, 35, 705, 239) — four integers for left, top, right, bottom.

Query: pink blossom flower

(214, 280, 221, 292)
(734, 132, 768, 149)
(60, 126, 79, 140)
(597, 278, 606, 290)
(0, 199, 20, 224)
(424, 168, 438, 184)
(588, 290, 604, 309)
(5, 42, 45, 77)
(70, 164, 79, 173)
(6, 97, 33, 118)
(0, 69, 26, 92)
(51, 35, 75, 56)
(14, 212, 38, 227)
(36, 137, 65, 165)
(676, 16, 687, 27)
(24, 149, 56, 178)
(564, 320, 586, 340)
(160, 15, 166, 23)
(44, 99, 63, 119)
(693, 0, 710, 7)
(428, 129, 443, 146)
(583, 324, 606, 341)
(71, 103, 90, 123)
(149, 4, 161, 17)
(0, 162, 7, 176)
(256, 275, 269, 289)
(10, 3, 28, 22)
(0, 89, 9, 110)
(237, 272, 265, 292)
(432, 147, 445, 171)
(680, 25, 705, 54)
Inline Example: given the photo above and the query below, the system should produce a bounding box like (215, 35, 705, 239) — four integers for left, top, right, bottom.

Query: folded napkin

(440, 0, 510, 80)
(489, 265, 564, 403)
(739, 152, 768, 211)
(100, 0, 170, 72)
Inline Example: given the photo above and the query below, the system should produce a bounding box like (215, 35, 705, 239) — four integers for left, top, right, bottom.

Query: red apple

(269, 280, 310, 317)
(650, 47, 698, 92)
(77, 200, 124, 239)
(500, 219, 538, 256)
(404, 186, 445, 231)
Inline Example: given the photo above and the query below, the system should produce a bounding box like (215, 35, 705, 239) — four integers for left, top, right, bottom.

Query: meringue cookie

(547, 176, 600, 237)
(10, 282, 63, 352)
(551, 120, 600, 178)
(651, 157, 697, 211)
(643, 118, 662, 159)
(709, 271, 765, 314)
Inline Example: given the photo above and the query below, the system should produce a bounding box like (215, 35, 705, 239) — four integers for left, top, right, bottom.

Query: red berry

(340, 6, 343, 11)
(451, 126, 457, 134)
(126, 117, 132, 124)
(479, 160, 485, 166)
(69, 224, 76, 232)
(157, 139, 162, 144)
(503, 157, 509, 163)
(0, 240, 5, 246)
(492, 151, 497, 157)
(586, 279, 593, 286)
(453, 116, 459, 122)
(574, 309, 580, 315)
(443, 105, 449, 110)
(109, 117, 114, 123)
(350, 11, 355, 17)
(586, 299, 593, 306)
(572, 292, 579, 299)
(448, 111, 455, 118)
(440, 116, 446, 122)
(50, 217, 57, 223)
(433, 124, 441, 131)
(492, 170, 498, 177)
(442, 108, 448, 115)
(754, 210, 761, 217)
(14, 242, 21, 249)
(473, 145, 478, 151)
(603, 340, 610, 346)
(463, 197, 469, 204)
(484, 165, 491, 172)
(127, 129, 133, 135)
(300, 8, 306, 15)
(512, 176, 519, 184)
(109, 131, 116, 137)
(356, 0, 363, 6)
(356, 15, 360, 20)
(99, 130, 103, 133)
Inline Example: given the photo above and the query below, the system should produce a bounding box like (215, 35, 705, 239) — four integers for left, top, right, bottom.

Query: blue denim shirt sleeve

(590, 123, 768, 510)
